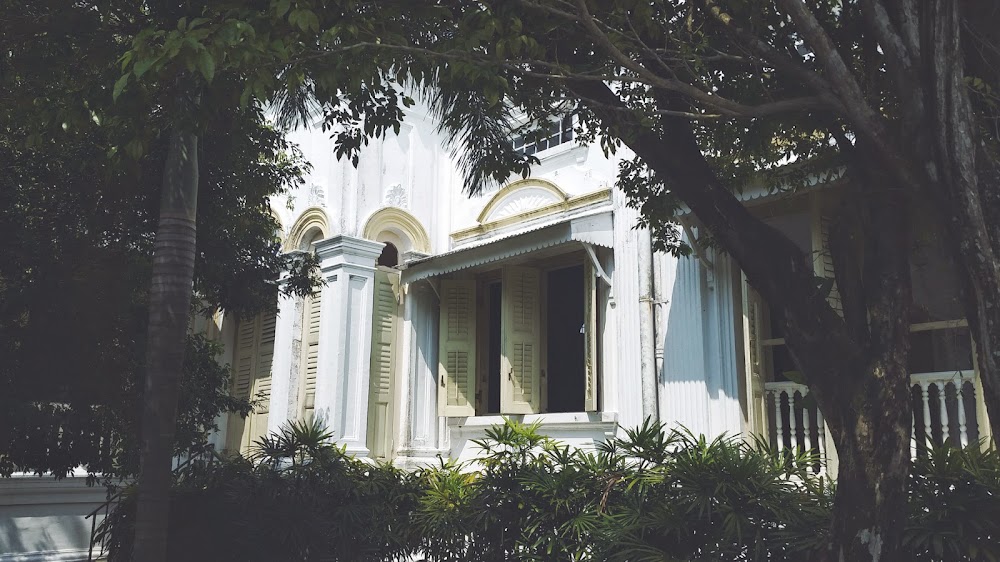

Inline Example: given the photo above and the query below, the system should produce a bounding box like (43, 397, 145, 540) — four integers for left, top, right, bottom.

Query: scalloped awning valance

(401, 210, 613, 284)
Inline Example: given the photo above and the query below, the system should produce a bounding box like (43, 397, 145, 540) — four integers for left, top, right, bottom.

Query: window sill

(447, 411, 618, 434)
(532, 142, 586, 162)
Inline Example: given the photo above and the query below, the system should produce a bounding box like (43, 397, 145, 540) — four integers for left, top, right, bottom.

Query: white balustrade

(764, 370, 977, 464)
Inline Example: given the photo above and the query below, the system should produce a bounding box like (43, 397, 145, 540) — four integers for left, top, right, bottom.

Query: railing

(86, 446, 222, 561)
(765, 382, 826, 472)
(764, 370, 981, 471)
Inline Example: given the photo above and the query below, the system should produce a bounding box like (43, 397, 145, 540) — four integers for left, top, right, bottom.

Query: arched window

(377, 242, 400, 268)
(285, 208, 331, 423)
(298, 228, 325, 421)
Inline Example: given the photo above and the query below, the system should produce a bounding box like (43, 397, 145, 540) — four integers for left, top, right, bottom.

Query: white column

(267, 285, 299, 433)
(395, 280, 445, 466)
(313, 235, 384, 456)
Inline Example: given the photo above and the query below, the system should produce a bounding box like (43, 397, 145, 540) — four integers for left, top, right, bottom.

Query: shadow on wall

(0, 504, 97, 560)
(659, 249, 740, 435)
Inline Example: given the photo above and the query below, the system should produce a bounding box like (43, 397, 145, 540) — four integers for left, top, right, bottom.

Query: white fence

(764, 370, 981, 471)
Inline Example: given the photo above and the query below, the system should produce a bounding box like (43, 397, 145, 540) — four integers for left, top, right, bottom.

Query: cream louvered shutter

(438, 279, 477, 417)
(301, 291, 322, 420)
(226, 318, 257, 452)
(741, 272, 767, 436)
(501, 266, 541, 414)
(246, 309, 276, 450)
(368, 269, 398, 458)
(583, 261, 599, 412)
(812, 212, 843, 316)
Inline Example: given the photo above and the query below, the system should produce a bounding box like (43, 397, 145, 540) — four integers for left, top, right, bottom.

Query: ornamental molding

(285, 207, 331, 251)
(362, 206, 432, 253)
(453, 188, 613, 245)
(476, 178, 569, 224)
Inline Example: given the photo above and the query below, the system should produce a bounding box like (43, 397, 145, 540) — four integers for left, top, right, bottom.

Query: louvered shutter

(741, 272, 767, 436)
(438, 279, 477, 417)
(368, 269, 398, 458)
(226, 318, 257, 452)
(501, 266, 541, 414)
(246, 309, 276, 450)
(301, 291, 322, 420)
(812, 213, 843, 316)
(583, 261, 599, 411)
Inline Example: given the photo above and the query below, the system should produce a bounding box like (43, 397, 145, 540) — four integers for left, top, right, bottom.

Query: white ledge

(448, 411, 618, 433)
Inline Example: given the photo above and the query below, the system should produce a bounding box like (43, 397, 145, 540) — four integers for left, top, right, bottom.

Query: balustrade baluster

(802, 400, 812, 455)
(956, 380, 968, 447)
(938, 382, 950, 446)
(911, 415, 917, 459)
(788, 391, 799, 453)
(816, 410, 825, 456)
(920, 382, 932, 447)
(774, 391, 785, 453)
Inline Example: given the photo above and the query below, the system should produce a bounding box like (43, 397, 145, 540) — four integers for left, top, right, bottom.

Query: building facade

(3, 103, 993, 561)
(213, 102, 992, 471)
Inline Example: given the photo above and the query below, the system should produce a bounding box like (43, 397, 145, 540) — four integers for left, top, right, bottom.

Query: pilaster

(267, 282, 299, 433)
(313, 235, 385, 456)
(394, 281, 446, 465)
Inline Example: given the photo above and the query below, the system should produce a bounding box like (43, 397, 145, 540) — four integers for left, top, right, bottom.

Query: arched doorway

(362, 207, 429, 460)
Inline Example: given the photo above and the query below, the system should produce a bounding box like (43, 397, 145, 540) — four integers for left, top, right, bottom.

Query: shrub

(96, 419, 423, 561)
(98, 419, 999, 561)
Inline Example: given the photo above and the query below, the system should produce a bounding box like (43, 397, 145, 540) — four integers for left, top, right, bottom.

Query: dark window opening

(377, 242, 399, 267)
(487, 282, 502, 414)
(546, 265, 585, 413)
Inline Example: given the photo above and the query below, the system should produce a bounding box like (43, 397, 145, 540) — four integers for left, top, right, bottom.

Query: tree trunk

(563, 79, 914, 561)
(809, 356, 912, 562)
(132, 128, 199, 562)
(916, 0, 1000, 441)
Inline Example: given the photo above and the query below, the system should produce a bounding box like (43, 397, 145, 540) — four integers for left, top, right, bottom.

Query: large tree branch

(563, 78, 861, 394)
(699, 0, 839, 101)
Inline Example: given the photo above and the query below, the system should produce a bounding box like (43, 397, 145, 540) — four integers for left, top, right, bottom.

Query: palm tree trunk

(132, 128, 199, 562)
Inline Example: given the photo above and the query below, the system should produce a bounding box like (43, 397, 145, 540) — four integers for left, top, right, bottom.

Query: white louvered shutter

(246, 309, 276, 450)
(501, 266, 541, 414)
(741, 272, 767, 437)
(226, 318, 257, 452)
(368, 269, 398, 458)
(812, 213, 843, 316)
(301, 291, 322, 420)
(583, 261, 599, 412)
(438, 279, 477, 417)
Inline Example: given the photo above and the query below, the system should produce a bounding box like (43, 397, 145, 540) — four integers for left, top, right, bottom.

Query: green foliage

(0, 335, 251, 481)
(905, 445, 1000, 562)
(97, 419, 1000, 561)
(97, 418, 423, 562)
(0, 1, 315, 478)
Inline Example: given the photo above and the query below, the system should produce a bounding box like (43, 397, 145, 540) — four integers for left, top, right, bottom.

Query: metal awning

(401, 210, 614, 284)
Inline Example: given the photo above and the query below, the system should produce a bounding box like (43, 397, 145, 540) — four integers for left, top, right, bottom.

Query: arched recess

(476, 178, 569, 224)
(283, 207, 332, 423)
(362, 206, 431, 254)
(285, 207, 331, 251)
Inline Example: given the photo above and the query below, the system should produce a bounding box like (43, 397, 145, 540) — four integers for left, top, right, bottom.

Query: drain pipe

(638, 226, 658, 423)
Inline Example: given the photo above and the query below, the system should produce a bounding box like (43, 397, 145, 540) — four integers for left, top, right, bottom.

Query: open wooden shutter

(438, 279, 477, 417)
(501, 266, 541, 414)
(301, 291, 322, 420)
(226, 318, 257, 452)
(368, 269, 398, 458)
(246, 309, 276, 449)
(741, 272, 767, 436)
(812, 211, 843, 316)
(583, 261, 599, 411)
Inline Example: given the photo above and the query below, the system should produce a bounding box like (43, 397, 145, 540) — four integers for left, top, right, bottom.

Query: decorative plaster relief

(383, 182, 408, 208)
(489, 191, 561, 221)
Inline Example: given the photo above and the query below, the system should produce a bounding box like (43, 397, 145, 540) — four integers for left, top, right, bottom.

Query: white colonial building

(211, 101, 992, 471)
(2, 102, 992, 561)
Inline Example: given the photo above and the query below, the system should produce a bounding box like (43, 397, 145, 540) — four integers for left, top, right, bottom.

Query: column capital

(316, 235, 385, 273)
